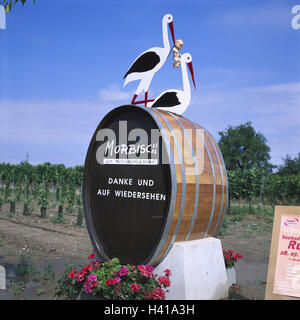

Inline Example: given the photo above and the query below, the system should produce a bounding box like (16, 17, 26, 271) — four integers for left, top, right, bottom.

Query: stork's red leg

(131, 94, 138, 105)
(131, 93, 154, 106)
(144, 92, 154, 107)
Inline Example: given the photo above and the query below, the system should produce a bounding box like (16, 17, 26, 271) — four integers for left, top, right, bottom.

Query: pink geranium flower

(119, 266, 129, 276)
(163, 269, 172, 275)
(129, 282, 141, 292)
(158, 276, 171, 287)
(88, 253, 97, 260)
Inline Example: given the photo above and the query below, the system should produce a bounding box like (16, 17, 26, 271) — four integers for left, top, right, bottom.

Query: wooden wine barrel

(83, 105, 228, 266)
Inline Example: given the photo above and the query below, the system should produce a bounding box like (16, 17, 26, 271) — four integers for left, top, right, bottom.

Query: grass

(219, 203, 275, 237)
(50, 213, 66, 224)
(229, 203, 274, 218)
(10, 280, 26, 296)
(40, 263, 55, 281)
(36, 288, 46, 296)
(15, 251, 37, 279)
(10, 251, 56, 296)
(15, 251, 56, 281)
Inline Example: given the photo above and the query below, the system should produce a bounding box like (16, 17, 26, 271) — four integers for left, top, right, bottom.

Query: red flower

(82, 264, 92, 273)
(138, 265, 153, 278)
(75, 271, 85, 282)
(137, 265, 145, 272)
(105, 278, 116, 286)
(158, 276, 171, 287)
(88, 253, 97, 260)
(119, 266, 129, 276)
(163, 269, 172, 276)
(67, 269, 77, 278)
(129, 282, 141, 292)
(91, 260, 101, 270)
(151, 288, 166, 300)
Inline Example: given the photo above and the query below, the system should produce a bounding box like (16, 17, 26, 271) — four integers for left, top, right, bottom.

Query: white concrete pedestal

(0, 265, 5, 290)
(154, 237, 229, 300)
(226, 267, 236, 287)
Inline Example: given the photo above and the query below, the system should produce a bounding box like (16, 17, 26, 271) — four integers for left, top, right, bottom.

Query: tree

(1, 0, 36, 13)
(218, 121, 272, 172)
(277, 153, 300, 175)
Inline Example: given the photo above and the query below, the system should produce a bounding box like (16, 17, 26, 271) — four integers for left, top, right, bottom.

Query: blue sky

(0, 0, 299, 167)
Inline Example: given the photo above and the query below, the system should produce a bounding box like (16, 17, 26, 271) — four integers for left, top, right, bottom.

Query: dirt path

(0, 206, 93, 300)
(220, 214, 273, 300)
(0, 206, 273, 300)
(0, 216, 93, 258)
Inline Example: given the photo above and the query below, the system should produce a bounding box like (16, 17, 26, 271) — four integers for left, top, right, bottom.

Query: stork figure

(123, 13, 175, 107)
(148, 53, 196, 115)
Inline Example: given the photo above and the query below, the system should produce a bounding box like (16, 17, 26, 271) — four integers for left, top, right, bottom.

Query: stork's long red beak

(188, 62, 196, 90)
(168, 21, 175, 46)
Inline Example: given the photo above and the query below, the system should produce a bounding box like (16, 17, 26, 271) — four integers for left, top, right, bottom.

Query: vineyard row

(0, 162, 84, 224)
(1, 163, 299, 222)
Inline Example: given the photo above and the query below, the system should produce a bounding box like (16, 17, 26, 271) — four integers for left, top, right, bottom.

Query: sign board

(83, 106, 172, 266)
(0, 5, 6, 30)
(265, 206, 300, 300)
(83, 105, 227, 267)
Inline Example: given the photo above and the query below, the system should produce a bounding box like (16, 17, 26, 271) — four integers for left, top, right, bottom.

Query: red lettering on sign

(288, 240, 300, 250)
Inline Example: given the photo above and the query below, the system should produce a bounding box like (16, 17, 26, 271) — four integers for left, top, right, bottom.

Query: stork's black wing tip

(151, 92, 180, 109)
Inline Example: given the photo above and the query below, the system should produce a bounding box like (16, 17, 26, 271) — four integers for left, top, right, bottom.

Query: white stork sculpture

(148, 53, 196, 115)
(123, 13, 175, 107)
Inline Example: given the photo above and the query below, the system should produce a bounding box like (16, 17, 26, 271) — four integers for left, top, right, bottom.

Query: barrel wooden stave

(149, 109, 184, 264)
(204, 127, 227, 235)
(145, 109, 218, 264)
(149, 110, 227, 264)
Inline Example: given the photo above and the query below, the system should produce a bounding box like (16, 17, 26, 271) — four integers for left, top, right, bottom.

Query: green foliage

(10, 280, 26, 296)
(0, 186, 3, 210)
(264, 174, 300, 205)
(55, 255, 171, 300)
(0, 162, 84, 221)
(75, 183, 84, 225)
(37, 180, 49, 218)
(22, 174, 33, 215)
(218, 122, 299, 208)
(277, 153, 300, 175)
(36, 288, 46, 296)
(218, 122, 272, 172)
(66, 174, 76, 213)
(40, 263, 55, 281)
(51, 213, 66, 224)
(54, 263, 84, 300)
(229, 203, 274, 217)
(219, 215, 228, 236)
(227, 168, 300, 207)
(227, 167, 263, 205)
(16, 251, 36, 279)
